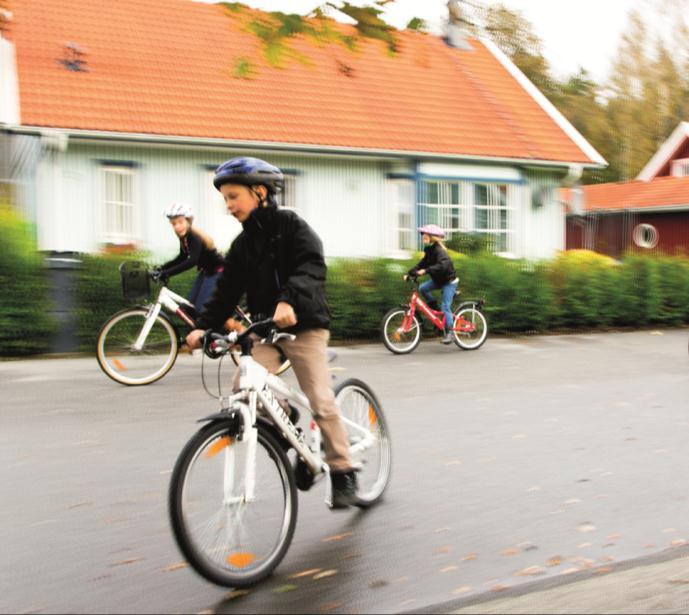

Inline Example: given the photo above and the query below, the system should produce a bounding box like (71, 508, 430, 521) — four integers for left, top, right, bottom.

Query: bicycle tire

(452, 305, 488, 351)
(169, 421, 298, 588)
(380, 307, 421, 354)
(335, 378, 392, 508)
(96, 308, 178, 385)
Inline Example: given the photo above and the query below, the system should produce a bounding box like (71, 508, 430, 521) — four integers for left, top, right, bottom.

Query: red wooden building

(565, 122, 689, 258)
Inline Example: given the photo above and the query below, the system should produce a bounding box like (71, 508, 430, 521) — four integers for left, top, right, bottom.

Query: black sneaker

(441, 329, 453, 344)
(330, 470, 358, 509)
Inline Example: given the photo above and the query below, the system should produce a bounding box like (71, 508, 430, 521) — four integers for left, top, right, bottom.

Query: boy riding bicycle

(185, 157, 359, 509)
(405, 224, 459, 344)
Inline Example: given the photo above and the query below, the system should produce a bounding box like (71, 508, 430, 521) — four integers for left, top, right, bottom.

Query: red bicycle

(380, 275, 488, 354)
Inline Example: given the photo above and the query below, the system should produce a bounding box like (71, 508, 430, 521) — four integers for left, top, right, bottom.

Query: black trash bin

(44, 252, 82, 353)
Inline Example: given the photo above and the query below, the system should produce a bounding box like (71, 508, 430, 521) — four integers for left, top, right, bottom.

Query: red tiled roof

(7, 0, 597, 163)
(564, 175, 689, 212)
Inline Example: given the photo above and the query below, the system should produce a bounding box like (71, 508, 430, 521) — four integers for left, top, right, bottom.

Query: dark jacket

(409, 242, 457, 287)
(196, 206, 330, 333)
(160, 229, 223, 277)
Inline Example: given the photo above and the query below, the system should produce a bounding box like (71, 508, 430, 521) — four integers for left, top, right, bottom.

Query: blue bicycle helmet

(213, 157, 284, 194)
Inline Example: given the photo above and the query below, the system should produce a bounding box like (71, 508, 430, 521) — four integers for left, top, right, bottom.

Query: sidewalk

(450, 550, 689, 614)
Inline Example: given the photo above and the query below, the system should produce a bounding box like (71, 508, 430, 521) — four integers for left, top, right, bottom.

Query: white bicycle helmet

(165, 202, 194, 219)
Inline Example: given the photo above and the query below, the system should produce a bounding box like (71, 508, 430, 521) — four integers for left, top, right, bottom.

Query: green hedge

(0, 206, 56, 356)
(66, 249, 689, 353)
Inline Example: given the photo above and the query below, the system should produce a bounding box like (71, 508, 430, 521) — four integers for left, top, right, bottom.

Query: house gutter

(568, 204, 689, 215)
(4, 125, 605, 170)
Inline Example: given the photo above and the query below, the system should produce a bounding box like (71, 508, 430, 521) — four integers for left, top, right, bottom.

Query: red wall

(566, 211, 689, 258)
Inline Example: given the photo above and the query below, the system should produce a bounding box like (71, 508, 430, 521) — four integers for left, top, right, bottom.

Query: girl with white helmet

(405, 224, 459, 344)
(156, 203, 224, 316)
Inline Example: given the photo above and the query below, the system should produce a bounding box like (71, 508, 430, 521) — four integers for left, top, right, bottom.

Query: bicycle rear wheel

(169, 422, 297, 588)
(381, 308, 421, 354)
(335, 379, 391, 508)
(453, 305, 488, 350)
(96, 308, 178, 385)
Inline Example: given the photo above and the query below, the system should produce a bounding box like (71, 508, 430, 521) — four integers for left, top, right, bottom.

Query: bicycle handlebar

(203, 318, 296, 358)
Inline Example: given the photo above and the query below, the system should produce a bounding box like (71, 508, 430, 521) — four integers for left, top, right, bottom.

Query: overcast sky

(194, 0, 655, 82)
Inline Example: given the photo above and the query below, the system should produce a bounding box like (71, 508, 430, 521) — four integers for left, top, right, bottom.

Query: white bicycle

(168, 319, 392, 587)
(96, 261, 289, 386)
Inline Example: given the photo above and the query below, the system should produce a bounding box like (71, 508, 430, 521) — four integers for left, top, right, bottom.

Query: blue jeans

(188, 271, 220, 314)
(419, 279, 458, 331)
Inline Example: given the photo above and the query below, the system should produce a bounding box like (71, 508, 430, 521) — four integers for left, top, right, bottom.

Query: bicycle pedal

(294, 458, 316, 492)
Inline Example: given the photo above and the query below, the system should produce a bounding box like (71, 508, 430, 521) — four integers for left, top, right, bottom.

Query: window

(277, 173, 297, 211)
(473, 183, 513, 253)
(418, 179, 515, 254)
(388, 179, 415, 252)
(102, 166, 136, 243)
(671, 158, 689, 177)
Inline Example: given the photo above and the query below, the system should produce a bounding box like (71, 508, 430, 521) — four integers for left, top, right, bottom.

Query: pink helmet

(417, 224, 446, 239)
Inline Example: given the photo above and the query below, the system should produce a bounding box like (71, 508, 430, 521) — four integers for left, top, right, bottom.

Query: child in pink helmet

(405, 225, 458, 344)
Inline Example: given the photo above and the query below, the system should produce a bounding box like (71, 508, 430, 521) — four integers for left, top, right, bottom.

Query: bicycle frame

(217, 352, 375, 505)
(401, 288, 481, 335)
(133, 286, 194, 350)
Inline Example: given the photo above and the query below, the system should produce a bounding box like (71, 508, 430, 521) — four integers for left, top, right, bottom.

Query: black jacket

(409, 242, 457, 286)
(160, 230, 223, 277)
(196, 206, 330, 332)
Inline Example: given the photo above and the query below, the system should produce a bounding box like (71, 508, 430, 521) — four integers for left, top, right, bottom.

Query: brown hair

(190, 226, 215, 251)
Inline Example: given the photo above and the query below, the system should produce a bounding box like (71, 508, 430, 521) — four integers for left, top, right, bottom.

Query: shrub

(0, 205, 56, 356)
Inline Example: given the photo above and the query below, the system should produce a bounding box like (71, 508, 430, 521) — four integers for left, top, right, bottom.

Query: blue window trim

(386, 172, 415, 180)
(98, 160, 140, 168)
(418, 173, 525, 185)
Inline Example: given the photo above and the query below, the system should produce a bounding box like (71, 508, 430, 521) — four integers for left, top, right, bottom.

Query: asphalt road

(2, 329, 689, 614)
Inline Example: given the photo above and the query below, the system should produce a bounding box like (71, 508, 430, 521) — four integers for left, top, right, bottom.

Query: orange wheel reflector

(227, 552, 255, 568)
(112, 358, 126, 372)
(368, 405, 377, 426)
(392, 331, 401, 342)
(206, 436, 233, 458)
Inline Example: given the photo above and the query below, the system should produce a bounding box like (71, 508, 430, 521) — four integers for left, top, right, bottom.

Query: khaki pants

(232, 329, 353, 473)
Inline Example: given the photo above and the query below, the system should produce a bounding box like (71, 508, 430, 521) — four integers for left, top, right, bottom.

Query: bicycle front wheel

(381, 308, 421, 354)
(169, 422, 297, 588)
(96, 308, 178, 385)
(335, 379, 391, 508)
(453, 306, 488, 350)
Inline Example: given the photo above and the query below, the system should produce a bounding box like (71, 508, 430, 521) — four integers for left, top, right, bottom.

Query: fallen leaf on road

(594, 567, 613, 575)
(314, 569, 338, 580)
(434, 527, 451, 534)
(341, 552, 362, 561)
(159, 469, 172, 475)
(671, 539, 687, 547)
(319, 603, 341, 613)
(662, 528, 677, 534)
(517, 542, 539, 552)
(607, 533, 622, 540)
(289, 568, 321, 579)
(368, 579, 389, 589)
(600, 556, 615, 563)
(644, 544, 656, 549)
(561, 567, 580, 575)
(668, 580, 689, 585)
(526, 486, 542, 493)
(515, 566, 546, 577)
(570, 557, 595, 569)
(577, 523, 596, 533)
(272, 585, 298, 594)
(322, 532, 352, 543)
(500, 548, 519, 556)
(564, 499, 581, 506)
(462, 553, 478, 562)
(68, 502, 93, 510)
(391, 576, 410, 584)
(445, 460, 463, 466)
(440, 566, 458, 573)
(433, 546, 451, 555)
(650, 331, 664, 336)
(109, 558, 143, 567)
(547, 556, 563, 567)
(490, 584, 511, 592)
(452, 587, 472, 596)
(578, 543, 593, 549)
(162, 562, 188, 572)
(225, 590, 249, 600)
(512, 434, 527, 440)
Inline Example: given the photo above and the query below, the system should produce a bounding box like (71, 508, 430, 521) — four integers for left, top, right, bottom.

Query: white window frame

(102, 165, 137, 244)
(385, 177, 415, 255)
(472, 183, 515, 255)
(418, 179, 516, 255)
(671, 158, 689, 177)
(277, 173, 298, 212)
